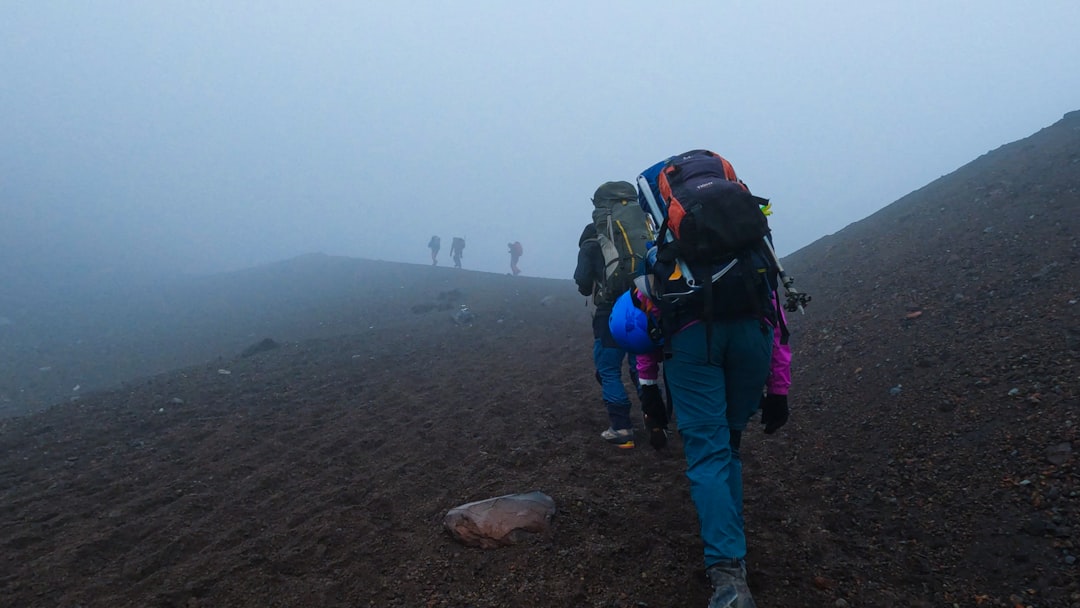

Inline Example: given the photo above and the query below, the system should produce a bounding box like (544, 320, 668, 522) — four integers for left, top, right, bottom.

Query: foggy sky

(3, 1, 1078, 284)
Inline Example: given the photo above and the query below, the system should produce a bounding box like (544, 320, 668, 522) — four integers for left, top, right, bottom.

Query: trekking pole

(636, 174, 700, 291)
(761, 237, 811, 314)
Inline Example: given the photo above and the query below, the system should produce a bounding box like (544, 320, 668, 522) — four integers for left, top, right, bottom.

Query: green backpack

(588, 180, 653, 308)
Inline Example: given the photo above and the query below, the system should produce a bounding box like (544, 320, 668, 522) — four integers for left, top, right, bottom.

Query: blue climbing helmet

(608, 289, 662, 354)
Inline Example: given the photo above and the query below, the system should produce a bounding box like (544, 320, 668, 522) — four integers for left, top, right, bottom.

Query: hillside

(1, 111, 1078, 607)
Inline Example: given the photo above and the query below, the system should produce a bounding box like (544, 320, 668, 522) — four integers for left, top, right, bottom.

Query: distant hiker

(428, 235, 441, 266)
(450, 237, 466, 268)
(574, 181, 654, 448)
(507, 241, 523, 275)
(634, 150, 804, 608)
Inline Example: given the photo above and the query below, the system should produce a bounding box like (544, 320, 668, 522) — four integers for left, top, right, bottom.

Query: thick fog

(3, 1, 1079, 285)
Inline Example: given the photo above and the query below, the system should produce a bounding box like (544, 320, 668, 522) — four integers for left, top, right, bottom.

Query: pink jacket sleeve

(766, 301, 792, 396)
(631, 287, 664, 385)
(635, 348, 663, 385)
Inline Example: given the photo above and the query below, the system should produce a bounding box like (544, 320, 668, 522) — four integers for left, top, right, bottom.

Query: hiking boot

(706, 559, 756, 608)
(600, 427, 635, 448)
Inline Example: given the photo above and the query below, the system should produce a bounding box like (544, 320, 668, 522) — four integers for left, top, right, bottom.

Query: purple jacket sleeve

(631, 288, 664, 385)
(766, 301, 792, 396)
(636, 349, 663, 385)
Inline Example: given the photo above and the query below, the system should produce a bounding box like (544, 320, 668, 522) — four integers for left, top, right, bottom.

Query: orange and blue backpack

(636, 150, 805, 350)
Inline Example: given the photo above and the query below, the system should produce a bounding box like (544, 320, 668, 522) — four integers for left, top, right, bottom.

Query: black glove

(641, 385, 668, 426)
(760, 393, 789, 434)
(640, 384, 669, 449)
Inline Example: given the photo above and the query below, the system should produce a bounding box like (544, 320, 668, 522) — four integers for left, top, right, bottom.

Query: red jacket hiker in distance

(507, 241, 522, 275)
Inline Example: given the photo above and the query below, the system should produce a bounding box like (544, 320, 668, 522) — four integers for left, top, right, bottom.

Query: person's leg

(664, 320, 769, 567)
(593, 338, 633, 430)
(722, 321, 773, 529)
(664, 323, 741, 562)
(626, 352, 642, 398)
(663, 366, 674, 420)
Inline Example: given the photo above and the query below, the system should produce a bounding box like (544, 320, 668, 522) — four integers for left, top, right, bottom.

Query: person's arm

(766, 303, 791, 396)
(761, 298, 791, 434)
(635, 348, 662, 385)
(573, 243, 599, 296)
(637, 347, 669, 448)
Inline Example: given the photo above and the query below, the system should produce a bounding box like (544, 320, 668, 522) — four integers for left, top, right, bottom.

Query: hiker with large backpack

(507, 241, 523, 275)
(450, 237, 466, 268)
(428, 235, 441, 266)
(632, 150, 806, 608)
(573, 180, 661, 448)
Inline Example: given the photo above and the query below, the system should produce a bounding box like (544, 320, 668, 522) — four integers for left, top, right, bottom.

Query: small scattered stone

(1046, 443, 1073, 466)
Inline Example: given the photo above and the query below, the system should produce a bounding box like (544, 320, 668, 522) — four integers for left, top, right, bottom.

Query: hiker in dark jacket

(428, 235, 441, 266)
(574, 224, 640, 448)
(450, 237, 465, 268)
(508, 241, 523, 275)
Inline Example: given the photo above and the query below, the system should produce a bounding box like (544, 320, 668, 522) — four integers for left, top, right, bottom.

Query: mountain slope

(1, 111, 1078, 607)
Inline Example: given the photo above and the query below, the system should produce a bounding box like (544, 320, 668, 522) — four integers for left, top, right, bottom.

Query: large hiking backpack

(589, 180, 653, 308)
(657, 150, 771, 264)
(636, 151, 782, 333)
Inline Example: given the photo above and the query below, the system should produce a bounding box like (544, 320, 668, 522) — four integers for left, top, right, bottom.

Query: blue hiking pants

(664, 319, 772, 567)
(593, 338, 639, 430)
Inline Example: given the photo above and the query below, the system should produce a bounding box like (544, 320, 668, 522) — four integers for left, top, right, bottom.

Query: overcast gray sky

(3, 1, 1078, 282)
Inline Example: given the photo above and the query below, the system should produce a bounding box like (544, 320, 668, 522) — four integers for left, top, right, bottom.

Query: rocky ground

(1, 111, 1078, 607)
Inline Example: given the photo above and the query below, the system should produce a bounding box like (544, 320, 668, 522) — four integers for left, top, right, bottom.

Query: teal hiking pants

(664, 319, 773, 567)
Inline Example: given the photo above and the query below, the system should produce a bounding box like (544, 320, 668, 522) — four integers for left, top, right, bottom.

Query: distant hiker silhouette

(428, 235, 441, 266)
(507, 241, 523, 276)
(450, 237, 466, 268)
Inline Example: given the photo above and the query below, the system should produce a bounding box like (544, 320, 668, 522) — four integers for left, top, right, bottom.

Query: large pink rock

(443, 491, 556, 548)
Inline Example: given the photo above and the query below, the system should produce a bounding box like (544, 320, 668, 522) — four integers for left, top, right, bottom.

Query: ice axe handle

(636, 174, 698, 289)
(781, 275, 811, 314)
(761, 235, 811, 314)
